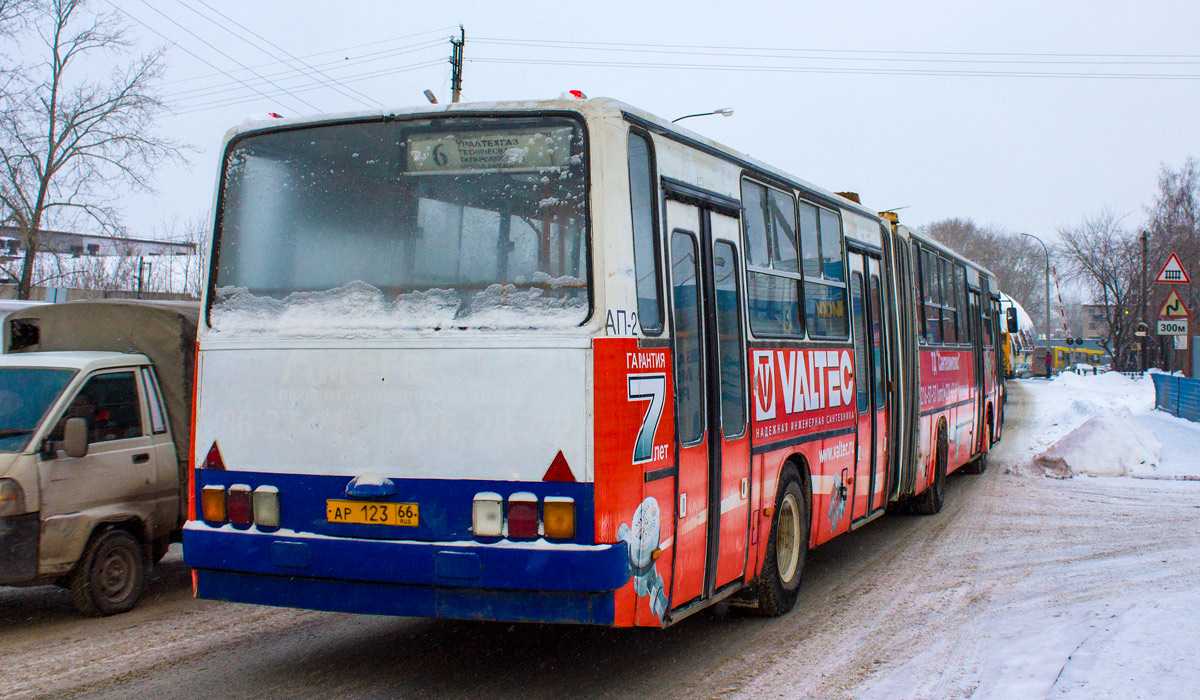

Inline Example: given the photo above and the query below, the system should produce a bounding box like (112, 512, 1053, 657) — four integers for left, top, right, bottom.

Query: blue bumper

(185, 525, 630, 625)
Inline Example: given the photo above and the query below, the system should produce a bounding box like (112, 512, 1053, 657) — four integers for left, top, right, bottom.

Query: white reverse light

(253, 485, 281, 528)
(472, 492, 504, 537)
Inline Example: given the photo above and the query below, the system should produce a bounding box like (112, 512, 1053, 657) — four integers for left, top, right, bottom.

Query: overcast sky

(103, 0, 1200, 245)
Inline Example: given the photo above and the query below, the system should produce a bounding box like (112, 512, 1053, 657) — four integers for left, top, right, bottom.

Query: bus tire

(755, 468, 807, 616)
(914, 426, 948, 515)
(69, 529, 147, 617)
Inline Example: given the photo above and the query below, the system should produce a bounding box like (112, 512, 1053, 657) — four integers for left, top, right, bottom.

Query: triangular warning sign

(1159, 290, 1189, 318)
(542, 450, 576, 482)
(1155, 253, 1191, 284)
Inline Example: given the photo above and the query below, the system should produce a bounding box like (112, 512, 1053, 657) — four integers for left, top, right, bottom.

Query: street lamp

(672, 107, 734, 123)
(1021, 232, 1051, 374)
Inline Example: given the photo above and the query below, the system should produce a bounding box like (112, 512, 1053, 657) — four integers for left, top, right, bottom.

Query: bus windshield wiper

(0, 428, 34, 438)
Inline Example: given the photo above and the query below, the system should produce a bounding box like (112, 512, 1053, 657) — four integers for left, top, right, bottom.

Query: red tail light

(507, 493, 538, 539)
(227, 484, 252, 526)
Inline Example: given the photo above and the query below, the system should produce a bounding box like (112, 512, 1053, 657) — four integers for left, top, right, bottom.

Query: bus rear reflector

(253, 485, 281, 528)
(507, 492, 538, 539)
(201, 485, 226, 523)
(203, 442, 226, 470)
(472, 492, 504, 537)
(227, 484, 253, 526)
(543, 496, 575, 539)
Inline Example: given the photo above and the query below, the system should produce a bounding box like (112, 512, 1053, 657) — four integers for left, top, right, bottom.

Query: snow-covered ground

(852, 372, 1200, 700)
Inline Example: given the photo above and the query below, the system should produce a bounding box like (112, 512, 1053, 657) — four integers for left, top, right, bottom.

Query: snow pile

(1026, 408, 1162, 478)
(1012, 370, 1200, 480)
(210, 280, 587, 337)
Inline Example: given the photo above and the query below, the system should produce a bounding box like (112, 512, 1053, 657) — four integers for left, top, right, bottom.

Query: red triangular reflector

(543, 450, 576, 482)
(203, 441, 226, 471)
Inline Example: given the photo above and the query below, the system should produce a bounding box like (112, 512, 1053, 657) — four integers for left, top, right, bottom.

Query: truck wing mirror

(1005, 307, 1018, 333)
(64, 418, 89, 459)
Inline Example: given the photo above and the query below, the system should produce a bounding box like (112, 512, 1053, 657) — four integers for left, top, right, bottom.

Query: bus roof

(221, 96, 882, 222)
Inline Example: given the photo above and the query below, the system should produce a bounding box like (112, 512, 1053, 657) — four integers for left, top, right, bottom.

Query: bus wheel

(755, 468, 807, 616)
(69, 529, 147, 617)
(914, 427, 948, 515)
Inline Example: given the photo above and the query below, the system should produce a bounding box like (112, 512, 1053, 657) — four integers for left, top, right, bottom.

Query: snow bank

(1012, 371, 1199, 481)
(1026, 408, 1162, 478)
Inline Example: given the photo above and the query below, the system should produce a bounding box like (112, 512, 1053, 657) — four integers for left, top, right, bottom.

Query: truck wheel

(914, 427, 948, 515)
(69, 530, 147, 616)
(755, 468, 807, 616)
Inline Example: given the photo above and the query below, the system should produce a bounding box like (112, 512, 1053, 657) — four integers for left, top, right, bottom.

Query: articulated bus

(184, 97, 1003, 627)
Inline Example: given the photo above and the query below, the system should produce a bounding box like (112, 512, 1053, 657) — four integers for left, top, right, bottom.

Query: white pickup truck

(0, 300, 197, 615)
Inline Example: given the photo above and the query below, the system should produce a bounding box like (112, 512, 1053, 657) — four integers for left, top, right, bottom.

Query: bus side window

(954, 265, 969, 343)
(742, 179, 802, 337)
(800, 204, 848, 339)
(627, 132, 662, 335)
(940, 257, 957, 344)
(921, 249, 941, 343)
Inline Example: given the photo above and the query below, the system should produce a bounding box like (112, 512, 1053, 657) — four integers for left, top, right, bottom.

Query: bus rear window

(211, 116, 589, 333)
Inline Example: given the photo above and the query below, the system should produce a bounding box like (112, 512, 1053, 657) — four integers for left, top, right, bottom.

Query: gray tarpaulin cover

(4, 300, 199, 492)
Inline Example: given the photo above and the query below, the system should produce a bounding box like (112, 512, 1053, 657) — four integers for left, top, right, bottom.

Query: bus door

(848, 249, 889, 523)
(968, 289, 985, 452)
(664, 195, 751, 610)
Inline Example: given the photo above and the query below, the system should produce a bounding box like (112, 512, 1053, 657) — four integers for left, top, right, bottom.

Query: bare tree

(1146, 157, 1200, 312)
(1057, 211, 1140, 368)
(923, 217, 1049, 323)
(0, 0, 183, 299)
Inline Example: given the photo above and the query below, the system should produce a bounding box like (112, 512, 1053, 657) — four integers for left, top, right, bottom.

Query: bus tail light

(472, 492, 504, 537)
(227, 484, 253, 526)
(201, 485, 226, 523)
(543, 496, 575, 539)
(253, 486, 281, 528)
(507, 492, 539, 539)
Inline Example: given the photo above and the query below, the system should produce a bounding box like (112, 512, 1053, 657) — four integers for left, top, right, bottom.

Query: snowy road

(3, 378, 1198, 699)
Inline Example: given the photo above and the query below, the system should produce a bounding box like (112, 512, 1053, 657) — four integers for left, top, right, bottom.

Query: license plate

(326, 500, 419, 527)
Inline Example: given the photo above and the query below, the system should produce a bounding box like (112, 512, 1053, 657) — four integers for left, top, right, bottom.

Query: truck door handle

(132, 453, 150, 464)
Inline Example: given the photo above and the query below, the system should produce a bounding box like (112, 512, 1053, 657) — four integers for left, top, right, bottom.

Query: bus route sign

(1155, 253, 1191, 284)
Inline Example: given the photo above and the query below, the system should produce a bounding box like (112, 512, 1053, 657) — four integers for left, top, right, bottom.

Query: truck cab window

(53, 372, 143, 444)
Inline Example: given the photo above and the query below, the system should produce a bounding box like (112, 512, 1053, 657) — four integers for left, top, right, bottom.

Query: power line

(468, 56, 1200, 80)
(178, 0, 383, 109)
(158, 27, 459, 87)
(473, 36, 1200, 61)
(105, 0, 312, 113)
(472, 38, 1200, 67)
(169, 59, 446, 116)
(127, 0, 322, 113)
(162, 39, 445, 104)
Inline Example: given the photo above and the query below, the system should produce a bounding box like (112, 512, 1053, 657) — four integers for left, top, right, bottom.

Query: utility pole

(1021, 233, 1051, 374)
(450, 25, 464, 103)
(1141, 230, 1148, 372)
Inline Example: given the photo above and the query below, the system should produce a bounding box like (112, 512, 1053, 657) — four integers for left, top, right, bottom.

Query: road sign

(1157, 318, 1188, 336)
(1159, 290, 1189, 319)
(1155, 253, 1191, 284)
(1176, 335, 1189, 350)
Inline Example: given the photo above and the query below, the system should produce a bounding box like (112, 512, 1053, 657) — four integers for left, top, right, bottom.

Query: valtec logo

(931, 351, 960, 375)
(753, 351, 777, 421)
